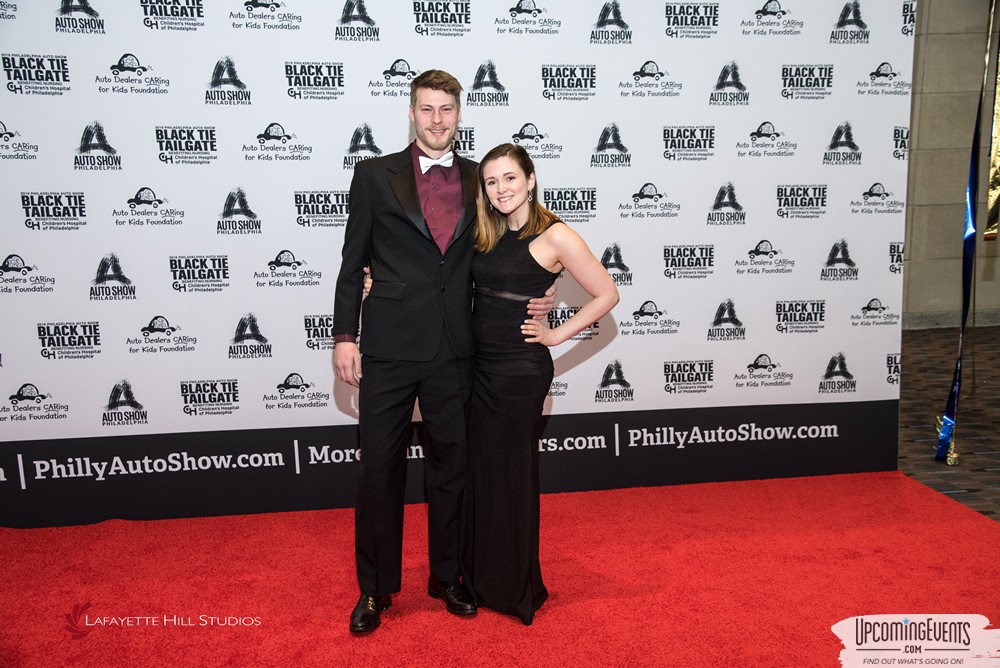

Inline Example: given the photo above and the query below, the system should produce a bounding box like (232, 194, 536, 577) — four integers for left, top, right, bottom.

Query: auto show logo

(413, 0, 471, 37)
(664, 3, 720, 39)
(335, 0, 379, 41)
(218, 187, 262, 235)
(707, 299, 746, 341)
(736, 353, 793, 389)
(621, 60, 682, 99)
(740, 1, 803, 37)
(591, 1, 631, 45)
(510, 122, 560, 161)
(286, 61, 345, 100)
(892, 126, 909, 160)
(37, 321, 101, 360)
(169, 255, 231, 293)
(0, 120, 39, 162)
(303, 314, 333, 351)
(621, 300, 680, 337)
(128, 315, 197, 355)
(547, 305, 600, 342)
(601, 243, 632, 287)
(294, 190, 349, 228)
(102, 380, 149, 427)
(230, 2, 302, 31)
(822, 122, 862, 166)
(737, 121, 797, 159)
(888, 241, 903, 274)
(74, 122, 123, 171)
(775, 300, 826, 334)
(620, 183, 680, 221)
(830, 1, 869, 45)
(466, 61, 509, 107)
(98, 54, 170, 96)
(901, 1, 915, 36)
(22, 192, 87, 231)
(818, 353, 856, 394)
(90, 254, 137, 301)
(263, 372, 329, 410)
(0, 253, 55, 294)
(663, 359, 714, 394)
(780, 63, 833, 100)
(543, 187, 597, 224)
(663, 244, 714, 279)
(254, 250, 320, 288)
(776, 184, 827, 219)
(859, 61, 911, 97)
(495, 1, 561, 37)
(370, 58, 418, 99)
(344, 123, 382, 169)
(541, 64, 596, 101)
(2, 53, 71, 96)
(155, 126, 217, 165)
(243, 122, 312, 162)
(56, 0, 105, 34)
(114, 187, 184, 227)
(850, 182, 903, 215)
(885, 353, 900, 385)
(591, 123, 631, 168)
(735, 240, 794, 276)
(139, 0, 205, 32)
(595, 360, 634, 403)
(205, 56, 252, 106)
(3, 382, 68, 424)
(180, 379, 239, 417)
(820, 240, 859, 281)
(662, 125, 716, 161)
(706, 183, 747, 225)
(229, 314, 272, 359)
(709, 61, 749, 106)
(852, 298, 899, 328)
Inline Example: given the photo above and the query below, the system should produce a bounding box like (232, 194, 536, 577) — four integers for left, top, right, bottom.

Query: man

(333, 70, 552, 634)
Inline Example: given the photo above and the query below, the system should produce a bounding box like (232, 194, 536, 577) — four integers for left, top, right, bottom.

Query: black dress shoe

(349, 594, 391, 634)
(427, 576, 478, 616)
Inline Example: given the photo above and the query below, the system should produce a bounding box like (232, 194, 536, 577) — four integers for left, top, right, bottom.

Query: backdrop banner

(0, 0, 913, 527)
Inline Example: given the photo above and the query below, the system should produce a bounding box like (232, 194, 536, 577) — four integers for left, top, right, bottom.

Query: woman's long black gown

(462, 224, 561, 625)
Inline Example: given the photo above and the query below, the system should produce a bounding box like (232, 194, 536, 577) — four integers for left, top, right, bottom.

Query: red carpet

(1, 471, 998, 667)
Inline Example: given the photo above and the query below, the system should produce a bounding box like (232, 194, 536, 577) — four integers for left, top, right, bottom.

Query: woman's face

(481, 155, 536, 227)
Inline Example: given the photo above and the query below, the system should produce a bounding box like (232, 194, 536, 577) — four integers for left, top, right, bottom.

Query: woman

(462, 143, 619, 624)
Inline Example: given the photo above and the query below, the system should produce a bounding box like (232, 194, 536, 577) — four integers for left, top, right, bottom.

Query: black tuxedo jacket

(333, 146, 478, 362)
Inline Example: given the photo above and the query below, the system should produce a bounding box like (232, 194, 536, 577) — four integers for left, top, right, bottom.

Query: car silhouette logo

(9, 383, 49, 405)
(756, 0, 786, 19)
(245, 0, 280, 10)
(862, 183, 890, 200)
(0, 121, 15, 142)
(633, 300, 663, 320)
(277, 373, 313, 393)
(870, 62, 900, 81)
(383, 59, 417, 80)
(861, 298, 887, 313)
(748, 240, 777, 258)
(127, 187, 164, 209)
(632, 183, 661, 202)
(269, 250, 303, 270)
(110, 53, 145, 76)
(633, 60, 665, 81)
(512, 123, 545, 143)
(142, 315, 178, 336)
(510, 0, 542, 17)
(747, 354, 776, 373)
(750, 121, 780, 141)
(258, 122, 292, 144)
(0, 254, 32, 276)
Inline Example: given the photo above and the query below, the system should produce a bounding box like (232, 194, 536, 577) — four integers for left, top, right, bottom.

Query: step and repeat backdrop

(0, 0, 913, 526)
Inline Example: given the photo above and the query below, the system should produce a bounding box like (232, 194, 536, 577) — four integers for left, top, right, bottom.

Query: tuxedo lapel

(387, 150, 434, 243)
(451, 156, 478, 246)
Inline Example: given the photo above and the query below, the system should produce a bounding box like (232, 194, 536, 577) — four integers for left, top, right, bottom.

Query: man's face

(409, 87, 460, 158)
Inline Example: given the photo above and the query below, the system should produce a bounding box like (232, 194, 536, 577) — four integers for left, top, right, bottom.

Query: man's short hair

(410, 70, 463, 108)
